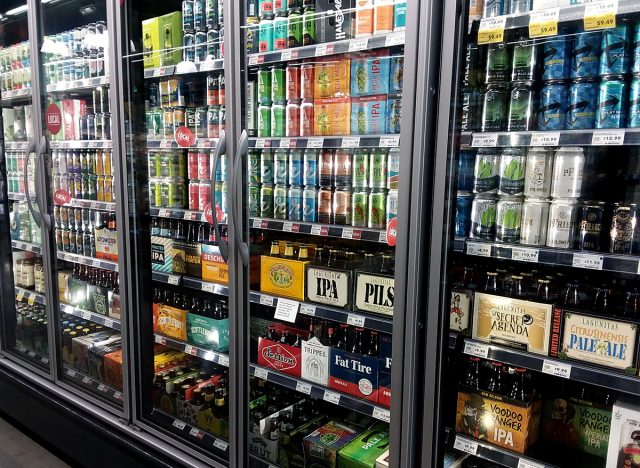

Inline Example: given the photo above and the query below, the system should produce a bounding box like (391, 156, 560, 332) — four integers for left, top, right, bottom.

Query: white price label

(248, 55, 259, 66)
(274, 298, 300, 323)
(283, 221, 294, 232)
(97, 384, 107, 392)
(91, 259, 102, 268)
(158, 209, 169, 217)
(378, 231, 388, 243)
(168, 275, 180, 285)
(384, 31, 405, 47)
(341, 229, 353, 239)
(517, 459, 545, 468)
(281, 50, 293, 61)
(213, 439, 229, 451)
(103, 319, 114, 329)
(189, 428, 203, 438)
(463, 341, 490, 358)
(471, 133, 498, 147)
(310, 225, 322, 236)
(219, 354, 229, 367)
(542, 359, 572, 379)
(28, 351, 36, 358)
(530, 132, 560, 147)
(299, 304, 316, 316)
(200, 60, 215, 72)
(584, 0, 618, 30)
(172, 419, 187, 430)
(348, 38, 369, 52)
(255, 139, 266, 149)
(41, 357, 49, 364)
(372, 407, 391, 423)
(572, 253, 604, 270)
(82, 376, 92, 384)
(202, 282, 215, 293)
(467, 242, 491, 257)
(113, 392, 123, 400)
(478, 16, 507, 44)
(184, 345, 198, 356)
(511, 247, 539, 263)
(252, 218, 263, 228)
(279, 138, 291, 149)
(155, 335, 167, 345)
(203, 351, 215, 361)
(453, 436, 479, 455)
(82, 311, 92, 320)
(347, 314, 366, 327)
(591, 130, 625, 145)
(296, 381, 312, 394)
(323, 390, 340, 404)
(379, 136, 400, 147)
(315, 44, 328, 56)
(342, 137, 360, 148)
(260, 295, 275, 307)
(254, 367, 269, 380)
(67, 369, 76, 377)
(307, 138, 324, 148)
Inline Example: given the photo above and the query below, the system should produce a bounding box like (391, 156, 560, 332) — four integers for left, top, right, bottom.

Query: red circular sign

(46, 103, 62, 135)
(204, 203, 226, 224)
(174, 125, 196, 147)
(386, 218, 397, 247)
(53, 189, 72, 206)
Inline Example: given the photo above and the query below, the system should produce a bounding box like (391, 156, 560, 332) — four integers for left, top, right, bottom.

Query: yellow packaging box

(158, 12, 183, 66)
(142, 17, 161, 69)
(156, 304, 188, 341)
(314, 97, 351, 136)
(260, 255, 309, 300)
(202, 244, 230, 284)
(314, 55, 351, 98)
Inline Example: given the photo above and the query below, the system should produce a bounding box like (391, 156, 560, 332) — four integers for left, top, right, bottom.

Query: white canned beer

(551, 147, 585, 199)
(520, 198, 550, 245)
(546, 199, 578, 249)
(524, 147, 553, 198)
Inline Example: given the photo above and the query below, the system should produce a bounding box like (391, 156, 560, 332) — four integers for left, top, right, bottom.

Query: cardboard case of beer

(158, 12, 182, 66)
(472, 292, 553, 355)
(350, 50, 390, 97)
(455, 384, 542, 454)
(314, 97, 351, 136)
(94, 226, 118, 261)
(187, 312, 229, 352)
(549, 307, 639, 374)
(260, 255, 309, 301)
(257, 323, 306, 378)
(71, 331, 120, 373)
(142, 17, 161, 68)
(350, 95, 388, 135)
(330, 348, 379, 403)
(202, 243, 229, 284)
(353, 271, 394, 317)
(88, 342, 121, 382)
(375, 451, 389, 468)
(378, 333, 392, 408)
(61, 99, 87, 141)
(450, 289, 473, 335)
(302, 336, 331, 386)
(249, 399, 300, 463)
(315, 0, 355, 43)
(337, 422, 389, 468)
(151, 235, 175, 273)
(314, 55, 351, 99)
(303, 421, 360, 468)
(156, 303, 188, 341)
(605, 397, 640, 468)
(104, 349, 124, 390)
(305, 263, 353, 310)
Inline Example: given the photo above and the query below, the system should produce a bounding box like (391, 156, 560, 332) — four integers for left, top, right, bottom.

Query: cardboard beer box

(260, 256, 309, 301)
(314, 97, 351, 136)
(303, 421, 360, 468)
(61, 99, 86, 141)
(104, 349, 123, 390)
(455, 385, 542, 454)
(472, 292, 553, 355)
(450, 289, 473, 335)
(350, 50, 391, 97)
(88, 342, 121, 382)
(153, 349, 186, 371)
(305, 262, 353, 309)
(330, 348, 379, 403)
(337, 422, 390, 468)
(156, 303, 188, 341)
(183, 241, 202, 278)
(202, 243, 229, 284)
(378, 333, 392, 408)
(142, 16, 161, 69)
(549, 307, 639, 374)
(314, 55, 351, 98)
(257, 323, 307, 377)
(353, 271, 394, 317)
(350, 95, 388, 135)
(542, 395, 612, 458)
(151, 235, 175, 273)
(302, 336, 331, 386)
(316, 0, 355, 43)
(279, 414, 326, 468)
(58, 270, 72, 304)
(158, 12, 183, 66)
(249, 400, 299, 463)
(606, 397, 640, 468)
(375, 451, 389, 468)
(72, 331, 120, 373)
(187, 312, 229, 352)
(94, 226, 118, 261)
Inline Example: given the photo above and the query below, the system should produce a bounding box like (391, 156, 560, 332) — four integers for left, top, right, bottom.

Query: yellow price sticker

(529, 8, 559, 38)
(28, 295, 35, 306)
(478, 16, 507, 45)
(16, 291, 24, 302)
(583, 0, 618, 31)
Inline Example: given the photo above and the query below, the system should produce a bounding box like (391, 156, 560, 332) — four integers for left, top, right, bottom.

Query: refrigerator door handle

(23, 137, 42, 228)
(231, 129, 249, 266)
(35, 136, 52, 231)
(210, 130, 229, 262)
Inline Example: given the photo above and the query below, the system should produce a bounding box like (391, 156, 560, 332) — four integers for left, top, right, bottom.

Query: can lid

(602, 74, 626, 81)
(544, 79, 568, 86)
(525, 198, 551, 203)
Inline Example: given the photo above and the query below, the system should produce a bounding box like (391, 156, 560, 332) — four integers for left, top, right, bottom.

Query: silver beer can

(520, 198, 550, 246)
(495, 196, 524, 243)
(550, 147, 585, 199)
(470, 195, 497, 240)
(523, 147, 553, 198)
(546, 199, 578, 249)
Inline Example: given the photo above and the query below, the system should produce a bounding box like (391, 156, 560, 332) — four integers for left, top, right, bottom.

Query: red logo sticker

(174, 125, 196, 147)
(261, 343, 298, 371)
(53, 189, 72, 205)
(386, 218, 397, 247)
(46, 103, 62, 135)
(204, 203, 213, 224)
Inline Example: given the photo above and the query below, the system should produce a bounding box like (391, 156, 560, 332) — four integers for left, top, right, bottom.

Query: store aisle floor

(0, 416, 71, 468)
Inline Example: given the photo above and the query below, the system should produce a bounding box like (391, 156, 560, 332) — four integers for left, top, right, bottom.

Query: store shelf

(250, 218, 389, 244)
(144, 59, 224, 79)
(49, 140, 112, 149)
(461, 338, 640, 396)
(249, 135, 400, 150)
(154, 334, 229, 367)
(63, 365, 124, 405)
(1, 87, 32, 102)
(250, 364, 391, 423)
(5, 141, 30, 150)
(455, 237, 640, 276)
(7, 192, 35, 202)
(452, 434, 557, 468)
(461, 129, 640, 148)
(11, 239, 42, 254)
(60, 303, 121, 331)
(151, 271, 183, 286)
(14, 342, 50, 366)
(249, 454, 279, 468)
(150, 409, 229, 454)
(149, 207, 206, 222)
(46, 75, 109, 93)
(247, 31, 405, 66)
(147, 138, 219, 149)
(15, 287, 46, 305)
(57, 251, 119, 271)
(249, 291, 393, 335)
(182, 277, 230, 296)
(57, 198, 116, 212)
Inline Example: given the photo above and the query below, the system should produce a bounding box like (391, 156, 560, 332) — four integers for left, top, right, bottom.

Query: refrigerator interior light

(5, 5, 27, 16)
(79, 4, 96, 15)
(175, 60, 198, 74)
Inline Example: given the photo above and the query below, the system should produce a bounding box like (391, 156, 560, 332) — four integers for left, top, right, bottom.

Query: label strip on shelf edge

(155, 334, 229, 367)
(60, 303, 121, 330)
(64, 366, 123, 402)
(11, 240, 42, 254)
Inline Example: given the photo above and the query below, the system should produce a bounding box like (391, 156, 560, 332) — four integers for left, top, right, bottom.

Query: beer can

(303, 7, 316, 46)
(483, 0, 504, 17)
(457, 149, 475, 192)
(495, 196, 523, 243)
(286, 101, 301, 137)
(260, 150, 274, 184)
(520, 198, 550, 246)
(571, 30, 601, 79)
(288, 185, 303, 221)
(302, 186, 317, 222)
(543, 36, 570, 81)
(259, 18, 274, 53)
(577, 200, 605, 251)
(481, 84, 508, 132)
(249, 149, 261, 183)
(195, 30, 207, 63)
(386, 188, 398, 227)
(352, 189, 369, 227)
(369, 149, 388, 189)
(300, 99, 314, 136)
(511, 39, 536, 82)
(215, 152, 227, 182)
(274, 13, 288, 50)
(387, 95, 402, 134)
(187, 151, 198, 179)
(473, 148, 499, 194)
(197, 151, 210, 180)
(301, 64, 314, 100)
(289, 149, 303, 185)
(274, 149, 288, 184)
(470, 195, 497, 240)
(567, 79, 598, 130)
(96, 175, 105, 202)
(258, 104, 272, 137)
(318, 150, 333, 186)
(207, 105, 220, 138)
(249, 184, 260, 217)
(610, 203, 639, 254)
(189, 180, 200, 210)
(333, 187, 352, 225)
(317, 187, 333, 224)
(551, 147, 585, 199)
(260, 184, 274, 218)
(498, 147, 526, 196)
(286, 64, 301, 101)
(259, 0, 273, 17)
(368, 189, 387, 229)
(596, 76, 627, 129)
(507, 82, 535, 132)
(546, 199, 578, 249)
(387, 148, 399, 190)
(271, 102, 286, 137)
(257, 68, 272, 105)
(183, 0, 194, 30)
(246, 17, 260, 54)
(274, 184, 288, 219)
(206, 0, 218, 28)
(195, 107, 207, 138)
(271, 65, 286, 103)
(523, 147, 553, 198)
(485, 43, 510, 84)
(288, 9, 303, 48)
(630, 75, 640, 128)
(334, 149, 352, 187)
(303, 149, 318, 186)
(390, 54, 404, 93)
(600, 23, 631, 76)
(538, 81, 568, 131)
(634, 22, 640, 74)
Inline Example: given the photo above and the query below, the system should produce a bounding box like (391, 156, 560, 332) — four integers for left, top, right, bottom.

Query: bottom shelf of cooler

(452, 434, 558, 468)
(62, 365, 123, 406)
(249, 364, 390, 424)
(14, 341, 50, 367)
(249, 454, 280, 468)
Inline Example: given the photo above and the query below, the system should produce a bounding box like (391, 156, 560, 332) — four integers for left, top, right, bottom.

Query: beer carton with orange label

(104, 349, 123, 390)
(314, 55, 351, 98)
(202, 244, 229, 284)
(314, 97, 351, 136)
(156, 303, 188, 341)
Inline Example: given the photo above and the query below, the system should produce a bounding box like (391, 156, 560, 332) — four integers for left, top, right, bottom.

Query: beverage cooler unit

(426, 1, 640, 468)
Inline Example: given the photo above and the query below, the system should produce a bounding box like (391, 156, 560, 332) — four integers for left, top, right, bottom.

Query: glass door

(32, 0, 125, 409)
(118, 0, 231, 464)
(0, 1, 50, 372)
(236, 1, 407, 466)
(430, 2, 640, 467)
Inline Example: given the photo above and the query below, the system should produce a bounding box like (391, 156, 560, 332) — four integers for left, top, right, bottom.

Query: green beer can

(249, 184, 260, 217)
(271, 102, 286, 137)
(260, 184, 274, 218)
(287, 8, 303, 48)
(271, 65, 286, 103)
(352, 190, 369, 227)
(369, 149, 388, 189)
(368, 189, 387, 229)
(257, 67, 272, 105)
(249, 149, 261, 183)
(352, 149, 369, 188)
(302, 8, 316, 46)
(258, 104, 272, 137)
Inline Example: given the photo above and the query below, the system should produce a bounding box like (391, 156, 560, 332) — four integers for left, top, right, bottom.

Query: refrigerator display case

(427, 1, 640, 468)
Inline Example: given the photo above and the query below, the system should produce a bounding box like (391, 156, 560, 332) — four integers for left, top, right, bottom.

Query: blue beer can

(596, 75, 627, 129)
(543, 36, 571, 81)
(455, 192, 473, 237)
(394, 3, 407, 31)
(457, 150, 476, 192)
(571, 30, 601, 78)
(303, 149, 318, 186)
(289, 149, 303, 186)
(390, 54, 404, 93)
(633, 23, 640, 74)
(387, 95, 402, 134)
(567, 79, 598, 130)
(629, 74, 640, 128)
(302, 186, 317, 222)
(600, 22, 631, 76)
(483, 0, 504, 17)
(508, 0, 531, 14)
(288, 185, 303, 221)
(538, 81, 568, 130)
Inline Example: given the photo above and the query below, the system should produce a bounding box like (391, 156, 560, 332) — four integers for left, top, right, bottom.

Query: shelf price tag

(155, 335, 167, 345)
(307, 138, 324, 148)
(323, 390, 341, 404)
(348, 38, 368, 52)
(572, 253, 604, 270)
(471, 133, 498, 147)
(168, 275, 180, 285)
(254, 367, 269, 380)
(82, 376, 92, 384)
(542, 359, 572, 378)
(16, 290, 24, 302)
(591, 130, 625, 145)
(172, 419, 187, 430)
(67, 368, 76, 378)
(98, 384, 108, 393)
(213, 439, 229, 451)
(342, 228, 353, 239)
(218, 354, 229, 367)
(511, 247, 539, 263)
(454, 436, 479, 455)
(463, 341, 490, 358)
(310, 225, 322, 236)
(466, 242, 491, 257)
(584, 0, 618, 31)
(252, 218, 263, 228)
(315, 44, 328, 56)
(372, 407, 391, 423)
(248, 55, 259, 66)
(202, 282, 215, 293)
(113, 392, 123, 400)
(342, 137, 360, 148)
(299, 304, 316, 316)
(477, 16, 507, 44)
(274, 298, 300, 323)
(103, 319, 115, 329)
(347, 314, 366, 327)
(280, 50, 293, 61)
(283, 221, 294, 232)
(529, 8, 559, 38)
(530, 131, 560, 147)
(517, 459, 546, 468)
(379, 136, 400, 147)
(184, 345, 198, 356)
(27, 295, 36, 306)
(255, 139, 266, 149)
(260, 295, 275, 307)
(189, 427, 204, 439)
(27, 350, 36, 358)
(82, 311, 92, 320)
(296, 381, 312, 395)
(279, 138, 291, 149)
(384, 31, 405, 47)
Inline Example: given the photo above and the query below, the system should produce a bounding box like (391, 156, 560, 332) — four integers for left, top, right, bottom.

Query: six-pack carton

(330, 347, 379, 403)
(337, 422, 390, 468)
(606, 397, 640, 468)
(303, 421, 359, 468)
(257, 323, 307, 377)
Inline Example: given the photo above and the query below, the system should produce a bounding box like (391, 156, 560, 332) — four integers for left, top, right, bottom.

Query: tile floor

(0, 416, 70, 468)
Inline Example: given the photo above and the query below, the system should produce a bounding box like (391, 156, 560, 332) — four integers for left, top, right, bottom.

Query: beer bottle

(269, 416, 280, 440)
(484, 272, 499, 293)
(519, 272, 533, 298)
(292, 333, 302, 347)
(189, 389, 206, 422)
(464, 357, 480, 389)
(197, 223, 209, 245)
(362, 253, 375, 272)
(334, 324, 349, 350)
(379, 255, 394, 275)
(507, 368, 527, 402)
(487, 361, 503, 394)
(367, 331, 379, 357)
(506, 275, 525, 298)
(497, 269, 509, 291)
(327, 249, 340, 268)
(462, 266, 476, 289)
(307, 319, 315, 340)
(176, 220, 187, 241)
(535, 279, 552, 303)
(314, 247, 325, 266)
(326, 323, 335, 347)
(563, 281, 581, 308)
(351, 327, 365, 354)
(298, 244, 309, 261)
(622, 288, 640, 319)
(593, 284, 610, 314)
(283, 243, 295, 259)
(213, 387, 227, 420)
(280, 330, 290, 345)
(269, 241, 280, 257)
(251, 412, 262, 434)
(186, 222, 197, 243)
